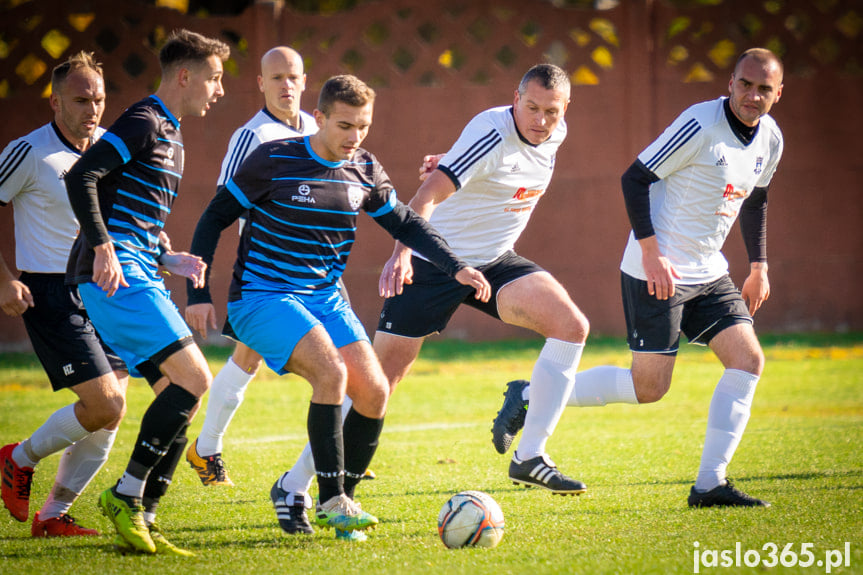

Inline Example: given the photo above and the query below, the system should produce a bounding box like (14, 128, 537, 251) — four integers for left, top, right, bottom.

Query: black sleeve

(373, 201, 466, 277)
(186, 185, 247, 305)
(65, 139, 125, 247)
(621, 159, 660, 240)
(739, 185, 768, 263)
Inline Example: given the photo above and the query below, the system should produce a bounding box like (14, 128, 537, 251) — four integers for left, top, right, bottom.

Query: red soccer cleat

(1, 443, 34, 522)
(31, 512, 100, 537)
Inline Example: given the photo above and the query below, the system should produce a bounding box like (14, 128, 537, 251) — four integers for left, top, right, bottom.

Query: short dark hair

(159, 29, 230, 71)
(735, 47, 784, 79)
(317, 75, 375, 116)
(518, 63, 570, 97)
(51, 51, 103, 94)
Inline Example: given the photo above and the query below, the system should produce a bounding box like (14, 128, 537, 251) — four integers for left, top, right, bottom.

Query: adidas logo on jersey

(715, 155, 728, 167)
(510, 162, 521, 173)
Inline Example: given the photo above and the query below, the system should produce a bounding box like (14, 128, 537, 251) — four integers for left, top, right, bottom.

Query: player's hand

(0, 279, 34, 317)
(639, 237, 680, 300)
(741, 262, 770, 315)
(418, 154, 445, 182)
(161, 251, 207, 288)
(185, 302, 218, 338)
(92, 242, 128, 297)
(455, 267, 491, 302)
(378, 244, 414, 298)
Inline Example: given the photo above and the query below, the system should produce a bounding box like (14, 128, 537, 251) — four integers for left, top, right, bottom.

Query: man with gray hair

(494, 49, 784, 508)
(376, 63, 591, 495)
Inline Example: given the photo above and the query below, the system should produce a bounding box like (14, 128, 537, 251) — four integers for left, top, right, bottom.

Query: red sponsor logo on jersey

(722, 184, 747, 200)
(513, 187, 544, 201)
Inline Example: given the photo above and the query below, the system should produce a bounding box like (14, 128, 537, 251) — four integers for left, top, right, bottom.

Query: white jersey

(0, 123, 104, 273)
(429, 105, 565, 267)
(217, 108, 317, 186)
(620, 97, 783, 284)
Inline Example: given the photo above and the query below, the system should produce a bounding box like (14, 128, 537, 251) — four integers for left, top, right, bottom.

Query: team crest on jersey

(292, 183, 316, 203)
(754, 156, 763, 174)
(347, 185, 364, 210)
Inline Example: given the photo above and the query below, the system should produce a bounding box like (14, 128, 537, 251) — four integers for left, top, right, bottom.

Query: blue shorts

(227, 287, 368, 375)
(78, 262, 192, 379)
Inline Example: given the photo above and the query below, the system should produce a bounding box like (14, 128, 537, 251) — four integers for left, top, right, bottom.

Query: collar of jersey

(149, 95, 181, 129)
(50, 121, 87, 155)
(303, 135, 345, 168)
(262, 106, 306, 134)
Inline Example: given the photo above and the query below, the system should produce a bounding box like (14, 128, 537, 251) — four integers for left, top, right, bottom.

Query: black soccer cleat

(491, 380, 529, 454)
(509, 454, 587, 495)
(270, 479, 314, 534)
(688, 478, 770, 508)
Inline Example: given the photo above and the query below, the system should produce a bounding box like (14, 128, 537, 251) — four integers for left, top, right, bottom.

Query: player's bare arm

(379, 170, 457, 297)
(741, 262, 770, 315)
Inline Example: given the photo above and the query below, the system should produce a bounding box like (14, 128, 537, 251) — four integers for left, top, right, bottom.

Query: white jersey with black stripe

(620, 97, 783, 284)
(217, 108, 317, 186)
(0, 123, 104, 273)
(429, 105, 565, 267)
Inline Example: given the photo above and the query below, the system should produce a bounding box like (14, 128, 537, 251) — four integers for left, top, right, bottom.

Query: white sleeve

(438, 114, 503, 190)
(756, 129, 783, 188)
(217, 128, 264, 186)
(0, 138, 35, 205)
(637, 109, 705, 179)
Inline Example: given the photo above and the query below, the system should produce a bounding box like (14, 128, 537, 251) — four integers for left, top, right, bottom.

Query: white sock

(694, 369, 759, 492)
(40, 427, 117, 519)
(568, 366, 639, 406)
(115, 472, 146, 499)
(280, 397, 353, 496)
(13, 404, 89, 468)
(515, 339, 583, 460)
(197, 357, 255, 456)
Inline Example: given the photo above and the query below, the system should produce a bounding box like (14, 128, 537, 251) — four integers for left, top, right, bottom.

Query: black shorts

(20, 273, 126, 391)
(377, 251, 544, 338)
(621, 272, 752, 354)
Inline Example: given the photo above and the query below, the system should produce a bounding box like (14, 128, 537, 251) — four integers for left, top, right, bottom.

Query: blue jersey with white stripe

(225, 136, 396, 298)
(67, 96, 183, 282)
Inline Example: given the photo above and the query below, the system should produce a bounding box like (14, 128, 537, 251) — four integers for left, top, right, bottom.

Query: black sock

(343, 408, 384, 499)
(143, 422, 189, 515)
(307, 402, 343, 504)
(126, 383, 198, 480)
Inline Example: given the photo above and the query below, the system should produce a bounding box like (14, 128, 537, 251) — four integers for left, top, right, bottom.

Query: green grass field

(0, 334, 861, 574)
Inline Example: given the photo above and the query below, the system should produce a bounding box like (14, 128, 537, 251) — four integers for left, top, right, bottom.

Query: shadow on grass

(622, 469, 863, 487)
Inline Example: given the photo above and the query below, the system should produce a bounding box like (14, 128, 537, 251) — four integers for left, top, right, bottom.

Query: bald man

(184, 47, 319, 487)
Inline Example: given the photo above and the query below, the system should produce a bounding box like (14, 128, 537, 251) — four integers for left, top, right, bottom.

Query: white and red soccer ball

(438, 490, 505, 549)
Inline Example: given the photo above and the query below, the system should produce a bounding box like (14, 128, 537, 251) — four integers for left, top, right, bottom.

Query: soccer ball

(437, 490, 505, 549)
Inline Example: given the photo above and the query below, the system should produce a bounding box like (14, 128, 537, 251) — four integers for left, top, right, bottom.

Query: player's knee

(80, 391, 126, 430)
(561, 310, 590, 343)
(232, 349, 262, 374)
(734, 349, 765, 377)
(632, 374, 670, 404)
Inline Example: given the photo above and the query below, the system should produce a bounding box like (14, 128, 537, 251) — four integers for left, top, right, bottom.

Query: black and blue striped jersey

(67, 95, 184, 283)
(224, 136, 396, 298)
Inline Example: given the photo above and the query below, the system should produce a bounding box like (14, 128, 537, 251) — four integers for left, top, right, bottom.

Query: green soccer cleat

(314, 494, 378, 532)
(336, 528, 368, 542)
(98, 487, 155, 554)
(149, 521, 195, 556)
(111, 522, 195, 556)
